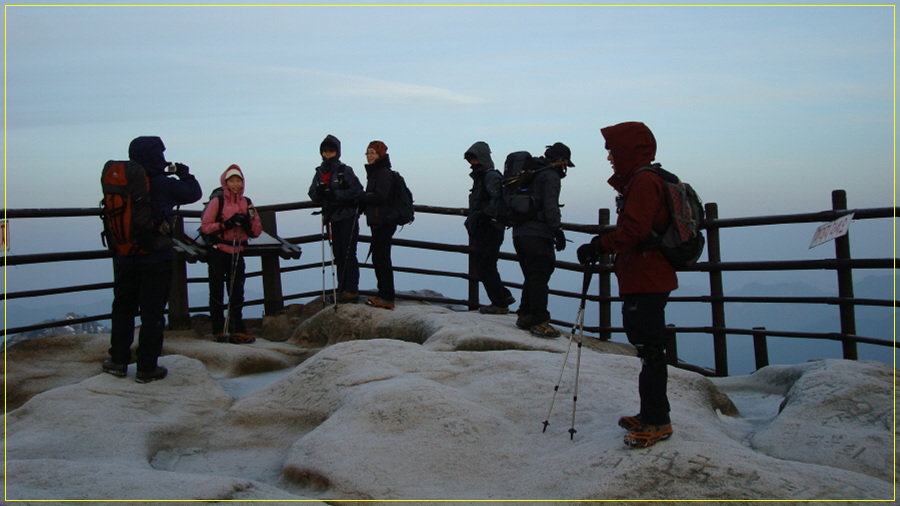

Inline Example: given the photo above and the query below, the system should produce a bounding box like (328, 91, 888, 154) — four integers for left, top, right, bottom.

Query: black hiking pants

(110, 259, 172, 372)
(622, 292, 671, 425)
(471, 222, 512, 307)
(370, 223, 397, 301)
(329, 216, 360, 295)
(513, 234, 555, 324)
(207, 247, 247, 335)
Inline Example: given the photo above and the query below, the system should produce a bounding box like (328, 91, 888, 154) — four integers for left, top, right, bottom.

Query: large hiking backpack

(497, 151, 547, 227)
(197, 186, 254, 246)
(387, 171, 415, 226)
(635, 164, 705, 269)
(100, 160, 172, 256)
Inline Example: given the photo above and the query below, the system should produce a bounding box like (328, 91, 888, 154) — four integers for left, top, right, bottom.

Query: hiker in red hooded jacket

(577, 121, 677, 448)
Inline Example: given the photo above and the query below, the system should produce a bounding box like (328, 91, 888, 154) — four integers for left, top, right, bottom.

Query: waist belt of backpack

(206, 233, 249, 247)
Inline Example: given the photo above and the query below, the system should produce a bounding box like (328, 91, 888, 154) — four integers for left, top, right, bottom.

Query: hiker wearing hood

(512, 142, 573, 339)
(201, 164, 263, 343)
(577, 121, 677, 448)
(359, 140, 396, 309)
(464, 141, 515, 314)
(104, 136, 202, 384)
(308, 135, 364, 303)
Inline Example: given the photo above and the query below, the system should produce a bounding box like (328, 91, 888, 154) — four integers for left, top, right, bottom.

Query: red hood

(601, 122, 656, 191)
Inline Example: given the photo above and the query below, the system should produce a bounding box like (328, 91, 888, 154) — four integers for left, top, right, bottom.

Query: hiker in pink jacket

(200, 164, 262, 343)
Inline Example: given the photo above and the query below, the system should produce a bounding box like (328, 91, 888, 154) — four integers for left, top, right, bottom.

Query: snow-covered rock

(3, 301, 895, 503)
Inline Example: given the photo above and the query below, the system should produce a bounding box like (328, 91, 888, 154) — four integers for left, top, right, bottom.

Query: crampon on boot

(624, 423, 673, 448)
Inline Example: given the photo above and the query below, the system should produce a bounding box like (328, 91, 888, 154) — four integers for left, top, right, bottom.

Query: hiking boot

(135, 366, 168, 384)
(102, 360, 127, 377)
(515, 314, 532, 330)
(504, 294, 517, 306)
(212, 333, 228, 343)
(618, 414, 643, 431)
(366, 296, 395, 310)
(530, 321, 561, 339)
(479, 305, 509, 315)
(624, 423, 673, 448)
(337, 291, 360, 304)
(228, 333, 256, 344)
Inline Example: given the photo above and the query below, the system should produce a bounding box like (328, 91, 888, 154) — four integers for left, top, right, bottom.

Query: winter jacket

(511, 161, 564, 240)
(307, 136, 364, 224)
(200, 165, 263, 255)
(360, 154, 395, 228)
(117, 136, 203, 265)
(464, 142, 503, 232)
(599, 122, 677, 294)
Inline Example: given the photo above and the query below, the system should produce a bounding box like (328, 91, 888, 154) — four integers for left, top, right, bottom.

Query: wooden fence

(4, 189, 897, 376)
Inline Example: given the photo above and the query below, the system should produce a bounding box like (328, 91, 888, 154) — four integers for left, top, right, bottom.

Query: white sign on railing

(809, 212, 855, 249)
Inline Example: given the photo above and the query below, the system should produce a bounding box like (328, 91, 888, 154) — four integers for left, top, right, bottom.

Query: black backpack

(99, 160, 172, 256)
(387, 171, 415, 226)
(496, 151, 549, 227)
(634, 164, 705, 269)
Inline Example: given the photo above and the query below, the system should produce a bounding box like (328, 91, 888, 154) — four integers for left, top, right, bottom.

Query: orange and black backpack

(100, 160, 172, 256)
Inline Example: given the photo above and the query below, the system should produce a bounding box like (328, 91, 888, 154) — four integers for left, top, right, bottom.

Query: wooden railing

(4, 189, 897, 376)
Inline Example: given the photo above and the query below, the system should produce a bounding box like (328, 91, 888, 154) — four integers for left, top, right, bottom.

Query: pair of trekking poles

(316, 209, 359, 312)
(542, 260, 597, 440)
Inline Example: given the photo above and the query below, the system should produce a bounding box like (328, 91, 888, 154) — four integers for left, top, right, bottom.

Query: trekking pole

(568, 263, 594, 439)
(327, 221, 338, 312)
(320, 216, 327, 308)
(223, 232, 240, 339)
(542, 262, 595, 437)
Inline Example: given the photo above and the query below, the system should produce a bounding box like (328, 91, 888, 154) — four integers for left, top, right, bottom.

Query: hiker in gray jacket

(512, 142, 573, 338)
(464, 141, 515, 314)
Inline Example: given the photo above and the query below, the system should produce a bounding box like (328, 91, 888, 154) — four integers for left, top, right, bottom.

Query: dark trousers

(207, 247, 246, 335)
(622, 292, 671, 425)
(513, 234, 555, 324)
(471, 223, 511, 306)
(370, 224, 397, 300)
(110, 259, 172, 372)
(329, 217, 360, 295)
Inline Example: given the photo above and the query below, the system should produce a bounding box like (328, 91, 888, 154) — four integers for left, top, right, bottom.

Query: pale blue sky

(6, 5, 894, 221)
(3, 5, 896, 369)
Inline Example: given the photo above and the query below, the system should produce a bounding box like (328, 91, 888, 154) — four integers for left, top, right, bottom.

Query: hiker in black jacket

(464, 141, 515, 314)
(359, 140, 396, 309)
(513, 142, 573, 339)
(103, 136, 202, 383)
(308, 135, 364, 304)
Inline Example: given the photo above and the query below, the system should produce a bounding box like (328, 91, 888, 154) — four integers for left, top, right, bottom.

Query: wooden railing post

(168, 215, 191, 330)
(752, 327, 769, 370)
(598, 208, 612, 341)
(705, 202, 728, 376)
(832, 189, 858, 360)
(259, 209, 285, 316)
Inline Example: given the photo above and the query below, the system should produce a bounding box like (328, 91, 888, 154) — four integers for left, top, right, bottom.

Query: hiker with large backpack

(308, 135, 364, 305)
(201, 164, 262, 344)
(101, 136, 202, 383)
(576, 121, 678, 448)
(512, 142, 573, 339)
(463, 141, 516, 314)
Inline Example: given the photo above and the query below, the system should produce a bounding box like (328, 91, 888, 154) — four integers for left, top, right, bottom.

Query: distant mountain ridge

(6, 312, 109, 346)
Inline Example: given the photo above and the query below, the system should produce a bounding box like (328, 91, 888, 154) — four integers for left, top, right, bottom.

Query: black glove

(315, 183, 332, 199)
(224, 213, 248, 230)
(174, 162, 190, 178)
(577, 234, 607, 265)
(554, 229, 567, 252)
